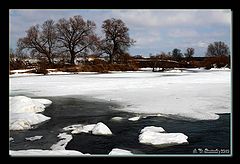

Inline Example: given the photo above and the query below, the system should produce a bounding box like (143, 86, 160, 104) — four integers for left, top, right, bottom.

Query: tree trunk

(46, 54, 53, 65)
(70, 51, 76, 65)
(109, 54, 113, 64)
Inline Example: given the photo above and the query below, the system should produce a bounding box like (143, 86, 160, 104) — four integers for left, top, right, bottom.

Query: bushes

(203, 56, 229, 69)
(56, 63, 139, 73)
(10, 59, 27, 70)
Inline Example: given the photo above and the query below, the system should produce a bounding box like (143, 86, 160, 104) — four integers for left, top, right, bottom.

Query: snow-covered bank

(10, 68, 230, 120)
(10, 149, 86, 156)
(139, 126, 188, 147)
(10, 96, 52, 130)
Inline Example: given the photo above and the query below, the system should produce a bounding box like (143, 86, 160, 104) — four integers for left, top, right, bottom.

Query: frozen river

(9, 68, 231, 156)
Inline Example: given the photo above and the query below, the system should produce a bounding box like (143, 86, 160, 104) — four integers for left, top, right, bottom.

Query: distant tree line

(146, 41, 230, 71)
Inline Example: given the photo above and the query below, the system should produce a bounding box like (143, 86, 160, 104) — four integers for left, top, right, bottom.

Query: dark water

(10, 95, 231, 156)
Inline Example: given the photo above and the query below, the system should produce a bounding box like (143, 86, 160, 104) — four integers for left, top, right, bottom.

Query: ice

(139, 131, 188, 147)
(10, 96, 46, 113)
(139, 126, 188, 147)
(92, 122, 113, 136)
(110, 117, 124, 121)
(10, 113, 50, 130)
(25, 136, 43, 141)
(10, 73, 42, 77)
(9, 137, 14, 142)
(9, 96, 51, 130)
(128, 116, 141, 121)
(10, 69, 36, 73)
(210, 67, 230, 71)
(63, 124, 83, 131)
(63, 123, 112, 136)
(10, 149, 85, 156)
(108, 148, 133, 155)
(140, 126, 165, 133)
(50, 133, 72, 150)
(47, 72, 72, 75)
(10, 69, 230, 120)
(33, 98, 52, 106)
(71, 124, 96, 134)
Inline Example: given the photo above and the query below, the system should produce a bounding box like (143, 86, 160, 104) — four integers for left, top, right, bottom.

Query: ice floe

(139, 126, 188, 147)
(9, 137, 14, 142)
(10, 113, 50, 130)
(108, 148, 133, 155)
(9, 96, 52, 130)
(110, 116, 124, 121)
(91, 122, 112, 136)
(72, 124, 96, 134)
(140, 126, 165, 133)
(25, 136, 43, 141)
(128, 116, 141, 121)
(63, 122, 112, 136)
(50, 133, 72, 150)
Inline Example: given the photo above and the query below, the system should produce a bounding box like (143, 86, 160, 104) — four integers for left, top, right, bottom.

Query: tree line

(11, 14, 230, 71)
(16, 15, 135, 65)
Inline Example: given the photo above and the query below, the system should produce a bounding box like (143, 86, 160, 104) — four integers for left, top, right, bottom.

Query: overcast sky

(9, 9, 231, 57)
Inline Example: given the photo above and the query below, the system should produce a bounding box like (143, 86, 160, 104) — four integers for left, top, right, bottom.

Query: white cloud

(111, 9, 231, 29)
(168, 29, 199, 38)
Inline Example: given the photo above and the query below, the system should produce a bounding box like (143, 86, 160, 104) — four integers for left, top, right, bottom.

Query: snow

(140, 126, 165, 133)
(63, 122, 112, 136)
(128, 116, 141, 121)
(10, 69, 36, 73)
(111, 117, 124, 121)
(50, 133, 72, 150)
(139, 131, 188, 147)
(9, 96, 51, 130)
(10, 149, 85, 156)
(71, 124, 96, 134)
(164, 69, 183, 73)
(108, 148, 133, 155)
(139, 126, 188, 147)
(25, 136, 43, 141)
(91, 122, 113, 136)
(210, 67, 230, 71)
(47, 71, 71, 75)
(10, 113, 50, 130)
(63, 124, 83, 131)
(10, 73, 42, 78)
(75, 124, 96, 134)
(10, 68, 230, 120)
(33, 98, 52, 106)
(9, 137, 14, 142)
(10, 96, 46, 113)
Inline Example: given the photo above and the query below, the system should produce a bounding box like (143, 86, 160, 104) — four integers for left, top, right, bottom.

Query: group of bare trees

(17, 16, 135, 65)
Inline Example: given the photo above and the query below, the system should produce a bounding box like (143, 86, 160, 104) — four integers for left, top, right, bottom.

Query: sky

(9, 9, 231, 57)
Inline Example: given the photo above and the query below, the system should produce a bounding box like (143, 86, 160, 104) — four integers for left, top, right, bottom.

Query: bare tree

(206, 41, 230, 57)
(184, 48, 194, 60)
(17, 20, 58, 65)
(172, 48, 183, 61)
(56, 15, 99, 65)
(101, 18, 135, 64)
